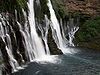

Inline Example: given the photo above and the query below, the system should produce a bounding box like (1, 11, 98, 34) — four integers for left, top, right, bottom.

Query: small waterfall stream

(0, 14, 22, 72)
(37, 15, 50, 55)
(67, 18, 79, 46)
(27, 0, 47, 59)
(0, 0, 79, 74)
(47, 0, 79, 53)
(47, 0, 67, 51)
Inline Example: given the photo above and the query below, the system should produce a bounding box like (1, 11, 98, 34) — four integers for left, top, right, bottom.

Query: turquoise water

(12, 48, 100, 75)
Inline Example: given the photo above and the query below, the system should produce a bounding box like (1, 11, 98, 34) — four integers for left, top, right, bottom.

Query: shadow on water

(11, 47, 100, 75)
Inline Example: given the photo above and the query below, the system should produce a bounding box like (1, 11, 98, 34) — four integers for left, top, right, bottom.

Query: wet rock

(0, 37, 12, 74)
(47, 28, 63, 55)
(15, 30, 28, 62)
(9, 31, 24, 65)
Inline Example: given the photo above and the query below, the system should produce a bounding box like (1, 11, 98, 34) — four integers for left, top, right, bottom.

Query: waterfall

(67, 18, 79, 46)
(15, 0, 51, 61)
(37, 15, 50, 55)
(27, 0, 48, 59)
(47, 0, 79, 53)
(0, 0, 80, 74)
(16, 9, 35, 62)
(0, 14, 22, 72)
(0, 0, 50, 73)
(47, 0, 69, 53)
(60, 18, 79, 47)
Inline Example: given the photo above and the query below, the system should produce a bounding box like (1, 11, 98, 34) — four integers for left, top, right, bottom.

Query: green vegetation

(17, 0, 27, 9)
(38, 0, 50, 19)
(0, 0, 18, 12)
(51, 0, 67, 19)
(76, 16, 100, 42)
(0, 0, 28, 13)
(75, 16, 100, 50)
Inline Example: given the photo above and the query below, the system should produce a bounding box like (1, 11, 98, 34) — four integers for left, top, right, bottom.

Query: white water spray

(47, 0, 79, 53)
(0, 14, 21, 72)
(27, 0, 48, 58)
(67, 18, 79, 46)
(47, 0, 70, 53)
(0, 0, 80, 73)
(37, 15, 50, 55)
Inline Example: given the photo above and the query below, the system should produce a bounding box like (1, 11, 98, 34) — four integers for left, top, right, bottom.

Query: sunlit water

(11, 48, 100, 75)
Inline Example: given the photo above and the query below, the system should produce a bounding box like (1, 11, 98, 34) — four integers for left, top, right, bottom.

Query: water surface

(12, 48, 100, 75)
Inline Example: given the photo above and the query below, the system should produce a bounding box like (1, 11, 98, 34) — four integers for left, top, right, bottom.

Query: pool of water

(12, 47, 100, 75)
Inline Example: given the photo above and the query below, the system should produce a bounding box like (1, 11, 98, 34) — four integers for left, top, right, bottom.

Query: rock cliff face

(62, 0, 100, 16)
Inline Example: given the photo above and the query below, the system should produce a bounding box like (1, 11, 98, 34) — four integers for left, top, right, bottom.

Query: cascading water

(67, 18, 79, 46)
(37, 15, 50, 55)
(0, 0, 80, 74)
(60, 18, 79, 47)
(15, 0, 51, 61)
(0, 14, 22, 72)
(47, 0, 70, 53)
(0, 0, 50, 73)
(27, 0, 47, 58)
(16, 9, 35, 62)
(47, 0, 79, 53)
(60, 18, 69, 46)
(47, 0, 63, 48)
